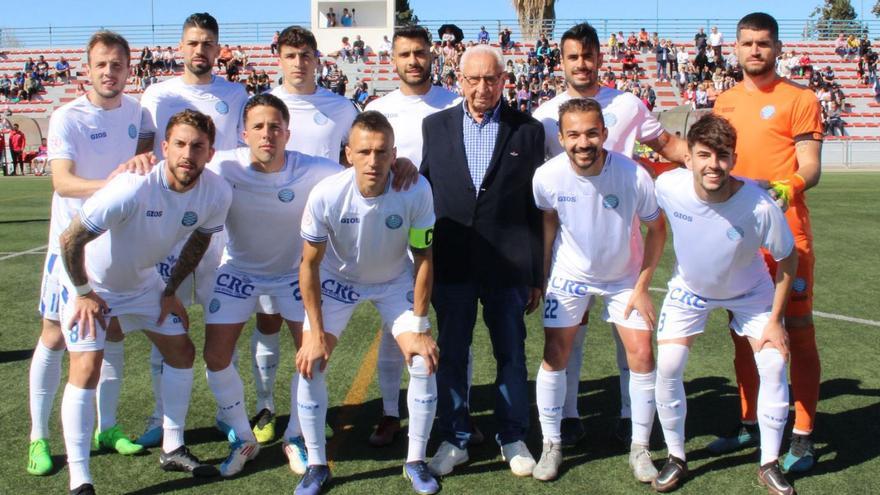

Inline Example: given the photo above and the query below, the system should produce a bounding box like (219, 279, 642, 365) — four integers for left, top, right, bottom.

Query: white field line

(0, 244, 47, 261)
(647, 287, 880, 328)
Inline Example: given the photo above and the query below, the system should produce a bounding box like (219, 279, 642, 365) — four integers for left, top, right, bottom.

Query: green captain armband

(409, 225, 434, 249)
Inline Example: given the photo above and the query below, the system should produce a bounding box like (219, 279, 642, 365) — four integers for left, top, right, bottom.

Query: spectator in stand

(377, 35, 392, 62)
(824, 100, 846, 136)
(859, 33, 871, 57)
(9, 123, 25, 175)
(834, 33, 848, 59)
(638, 28, 651, 51)
(706, 81, 718, 107)
(694, 47, 709, 80)
(23, 72, 40, 101)
(676, 43, 689, 74)
(23, 57, 35, 73)
(256, 69, 270, 93)
(352, 79, 368, 109)
(644, 83, 656, 110)
(35, 56, 50, 83)
(478, 26, 490, 44)
(53, 56, 70, 83)
(244, 71, 258, 95)
(799, 53, 813, 77)
(667, 41, 679, 76)
(694, 82, 708, 109)
(233, 44, 248, 68)
(713, 67, 725, 91)
(339, 37, 354, 63)
(655, 40, 669, 81)
(709, 26, 724, 63)
(539, 80, 555, 102)
(626, 32, 638, 50)
(340, 8, 353, 27)
(608, 33, 620, 60)
(694, 27, 708, 53)
(217, 44, 233, 70)
(162, 46, 176, 74)
(499, 27, 513, 52)
(352, 35, 366, 62)
(271, 30, 280, 55)
(0, 75, 10, 100)
(819, 65, 835, 85)
(139, 46, 154, 71)
(846, 34, 859, 58)
(622, 50, 639, 76)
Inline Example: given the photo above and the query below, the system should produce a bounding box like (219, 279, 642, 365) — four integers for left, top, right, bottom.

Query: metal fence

(2, 18, 879, 49)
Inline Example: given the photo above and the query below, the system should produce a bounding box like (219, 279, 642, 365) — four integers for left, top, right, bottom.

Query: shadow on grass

(0, 218, 49, 225)
(0, 348, 32, 364)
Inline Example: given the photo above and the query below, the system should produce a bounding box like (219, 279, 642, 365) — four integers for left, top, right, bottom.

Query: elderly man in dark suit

(420, 44, 544, 478)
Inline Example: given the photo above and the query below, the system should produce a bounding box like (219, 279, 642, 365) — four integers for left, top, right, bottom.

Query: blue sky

(0, 0, 871, 28)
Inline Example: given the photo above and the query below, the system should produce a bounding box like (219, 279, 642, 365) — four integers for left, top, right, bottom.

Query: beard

(742, 58, 776, 77)
(398, 66, 429, 86)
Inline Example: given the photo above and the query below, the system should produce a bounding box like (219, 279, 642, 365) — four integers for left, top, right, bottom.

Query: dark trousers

(433, 281, 530, 449)
(10, 149, 23, 175)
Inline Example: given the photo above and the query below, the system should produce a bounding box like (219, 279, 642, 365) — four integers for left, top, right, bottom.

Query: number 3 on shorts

(544, 299, 558, 319)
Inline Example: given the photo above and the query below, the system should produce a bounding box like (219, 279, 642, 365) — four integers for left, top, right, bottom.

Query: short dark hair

(183, 13, 219, 38)
(393, 26, 431, 48)
(165, 109, 216, 146)
(244, 93, 290, 125)
(687, 113, 737, 154)
(737, 12, 779, 42)
(558, 98, 605, 131)
(86, 30, 131, 66)
(561, 23, 601, 56)
(350, 110, 394, 142)
(278, 25, 318, 52)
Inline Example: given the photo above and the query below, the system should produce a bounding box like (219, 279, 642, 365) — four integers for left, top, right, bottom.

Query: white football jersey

(46, 95, 142, 253)
(139, 75, 249, 158)
(533, 151, 660, 284)
(655, 168, 795, 300)
(532, 87, 664, 158)
(207, 148, 342, 277)
(364, 86, 460, 166)
(301, 169, 435, 285)
(72, 164, 232, 296)
(270, 85, 358, 160)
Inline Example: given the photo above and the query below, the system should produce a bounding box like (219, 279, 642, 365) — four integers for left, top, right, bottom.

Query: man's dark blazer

(420, 101, 544, 288)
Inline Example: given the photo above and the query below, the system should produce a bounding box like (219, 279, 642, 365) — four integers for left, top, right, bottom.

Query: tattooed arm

(59, 215, 107, 340)
(157, 229, 213, 329)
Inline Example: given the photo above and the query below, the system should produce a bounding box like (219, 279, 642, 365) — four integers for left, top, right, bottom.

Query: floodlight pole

(151, 0, 156, 45)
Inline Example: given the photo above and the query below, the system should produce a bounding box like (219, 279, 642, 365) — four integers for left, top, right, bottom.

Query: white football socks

(405, 356, 437, 463)
(562, 324, 587, 418)
(655, 344, 690, 460)
(161, 364, 193, 453)
(298, 364, 328, 466)
(149, 344, 164, 421)
(377, 326, 404, 417)
(207, 364, 256, 443)
(755, 348, 789, 466)
(251, 329, 280, 414)
(61, 383, 94, 490)
(536, 366, 566, 444)
(283, 372, 302, 439)
(629, 369, 657, 447)
(97, 340, 124, 432)
(29, 340, 64, 441)
(613, 327, 632, 418)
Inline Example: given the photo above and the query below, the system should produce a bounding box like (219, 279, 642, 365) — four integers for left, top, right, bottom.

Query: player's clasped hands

(70, 291, 108, 341)
(297, 331, 332, 378)
(396, 331, 440, 374)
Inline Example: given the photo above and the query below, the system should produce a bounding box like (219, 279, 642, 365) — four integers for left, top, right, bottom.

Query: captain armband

(408, 225, 434, 249)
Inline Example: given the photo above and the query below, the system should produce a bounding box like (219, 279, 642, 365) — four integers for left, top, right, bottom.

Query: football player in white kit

(201, 94, 342, 477)
(530, 99, 666, 482)
(58, 110, 232, 494)
(133, 12, 258, 448)
(651, 114, 797, 495)
(363, 25, 461, 448)
(26, 31, 145, 478)
(295, 112, 440, 495)
(531, 22, 687, 446)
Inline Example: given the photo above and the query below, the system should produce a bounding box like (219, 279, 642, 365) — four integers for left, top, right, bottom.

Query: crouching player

(58, 110, 232, 494)
(295, 111, 440, 495)
(531, 98, 666, 482)
(651, 114, 797, 495)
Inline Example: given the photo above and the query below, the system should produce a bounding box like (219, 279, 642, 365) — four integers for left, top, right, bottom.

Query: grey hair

(460, 44, 504, 73)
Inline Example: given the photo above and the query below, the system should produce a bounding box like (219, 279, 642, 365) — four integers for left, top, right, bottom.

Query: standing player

(295, 112, 439, 495)
(271, 25, 358, 162)
(652, 114, 797, 495)
(711, 13, 823, 473)
(201, 94, 342, 477)
(363, 25, 460, 447)
(26, 31, 144, 477)
(531, 22, 687, 445)
(134, 12, 254, 447)
(58, 110, 231, 494)
(530, 99, 666, 482)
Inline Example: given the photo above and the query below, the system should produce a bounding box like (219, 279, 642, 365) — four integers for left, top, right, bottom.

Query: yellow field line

(326, 327, 382, 467)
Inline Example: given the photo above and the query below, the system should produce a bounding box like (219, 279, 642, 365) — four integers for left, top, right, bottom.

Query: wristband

(391, 313, 431, 338)
(790, 173, 807, 195)
(408, 226, 434, 249)
(74, 283, 93, 296)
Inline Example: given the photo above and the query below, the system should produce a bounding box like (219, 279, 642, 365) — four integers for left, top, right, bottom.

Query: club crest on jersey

(208, 298, 221, 313)
(313, 112, 329, 125)
(385, 214, 403, 229)
(128, 124, 137, 139)
(760, 105, 776, 120)
(726, 226, 744, 241)
(603, 111, 618, 128)
(215, 100, 229, 115)
(793, 277, 808, 293)
(181, 211, 198, 227)
(278, 188, 295, 203)
(602, 194, 619, 209)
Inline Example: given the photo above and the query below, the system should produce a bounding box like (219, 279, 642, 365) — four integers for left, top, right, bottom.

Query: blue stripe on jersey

(301, 232, 328, 243)
(79, 213, 107, 235)
(640, 208, 661, 222)
(197, 225, 224, 234)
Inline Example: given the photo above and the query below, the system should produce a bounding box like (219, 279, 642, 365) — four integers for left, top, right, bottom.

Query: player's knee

(755, 348, 786, 379)
(656, 344, 688, 380)
(39, 319, 65, 350)
(542, 335, 571, 370)
(203, 344, 232, 371)
(628, 342, 655, 371)
(168, 339, 195, 368)
(69, 353, 102, 387)
(408, 355, 430, 379)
